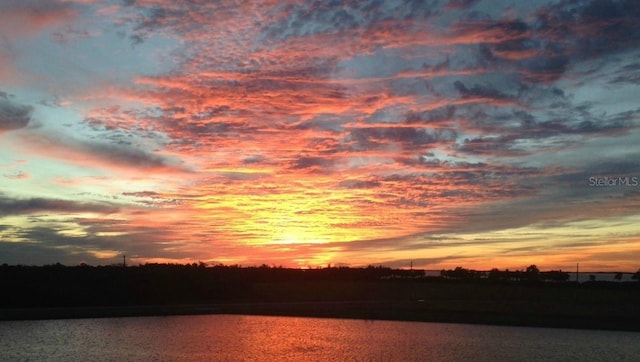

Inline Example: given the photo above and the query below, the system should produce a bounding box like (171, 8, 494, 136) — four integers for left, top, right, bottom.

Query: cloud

(3, 170, 30, 180)
(348, 126, 457, 151)
(445, 0, 480, 10)
(513, 0, 640, 82)
(122, 191, 161, 198)
(403, 106, 456, 125)
(289, 156, 335, 171)
(0, 195, 119, 216)
(19, 129, 190, 173)
(435, 0, 640, 86)
(337, 179, 381, 189)
(0, 99, 33, 132)
(0, 241, 107, 266)
(82, 141, 186, 170)
(261, 0, 439, 41)
(536, 0, 640, 56)
(453, 18, 530, 44)
(453, 80, 515, 101)
(0, 0, 77, 38)
(0, 221, 198, 265)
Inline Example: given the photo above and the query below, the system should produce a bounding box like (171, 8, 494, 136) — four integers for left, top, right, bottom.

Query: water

(1, 315, 639, 361)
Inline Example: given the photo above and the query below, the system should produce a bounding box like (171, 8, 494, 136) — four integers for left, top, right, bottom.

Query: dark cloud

(84, 141, 185, 170)
(29, 130, 189, 172)
(128, 5, 186, 44)
(457, 108, 638, 155)
(121, 191, 183, 207)
(0, 223, 196, 265)
(454, 18, 529, 43)
(289, 156, 334, 171)
(0, 195, 119, 216)
(215, 171, 269, 181)
(520, 56, 570, 83)
(0, 98, 33, 132)
(337, 179, 381, 189)
(122, 191, 162, 198)
(456, 136, 529, 157)
(0, 241, 107, 266)
(456, 0, 640, 84)
(349, 127, 457, 150)
(609, 62, 640, 84)
(446, 0, 480, 10)
(422, 56, 451, 74)
(243, 155, 267, 164)
(490, 38, 537, 58)
(289, 114, 346, 133)
(262, 0, 439, 40)
(532, 0, 640, 76)
(454, 80, 515, 101)
(358, 166, 539, 208)
(262, 56, 341, 80)
(396, 157, 540, 179)
(542, 0, 640, 52)
(403, 106, 456, 125)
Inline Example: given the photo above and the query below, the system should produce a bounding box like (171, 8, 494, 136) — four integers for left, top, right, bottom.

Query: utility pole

(123, 254, 126, 267)
(576, 263, 579, 283)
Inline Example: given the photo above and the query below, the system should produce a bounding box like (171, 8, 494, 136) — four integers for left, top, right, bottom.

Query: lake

(1, 315, 639, 361)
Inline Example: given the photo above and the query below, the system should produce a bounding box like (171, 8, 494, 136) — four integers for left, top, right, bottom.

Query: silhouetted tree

(441, 266, 483, 280)
(632, 269, 640, 282)
(525, 264, 541, 282)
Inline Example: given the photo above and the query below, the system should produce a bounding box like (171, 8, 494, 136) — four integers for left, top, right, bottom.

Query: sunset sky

(1, 0, 639, 271)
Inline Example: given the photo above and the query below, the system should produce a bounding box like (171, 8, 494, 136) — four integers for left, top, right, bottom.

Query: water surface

(1, 315, 639, 361)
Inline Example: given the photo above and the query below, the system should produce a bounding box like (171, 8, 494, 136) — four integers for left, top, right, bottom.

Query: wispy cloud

(0, 194, 119, 216)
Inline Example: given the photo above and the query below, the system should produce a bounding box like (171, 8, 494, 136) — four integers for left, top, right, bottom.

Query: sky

(1, 0, 639, 271)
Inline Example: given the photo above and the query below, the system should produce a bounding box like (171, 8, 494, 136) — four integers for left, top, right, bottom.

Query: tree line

(440, 265, 640, 283)
(1, 263, 638, 309)
(440, 265, 570, 282)
(0, 263, 421, 308)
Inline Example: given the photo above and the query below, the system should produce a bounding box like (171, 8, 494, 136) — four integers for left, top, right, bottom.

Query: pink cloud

(0, 1, 77, 38)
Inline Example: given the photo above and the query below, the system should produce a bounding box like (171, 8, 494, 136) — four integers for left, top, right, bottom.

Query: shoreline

(3, 300, 640, 332)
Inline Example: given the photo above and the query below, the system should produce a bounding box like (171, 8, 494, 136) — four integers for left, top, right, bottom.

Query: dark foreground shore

(3, 298, 640, 332)
(3, 265, 639, 331)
